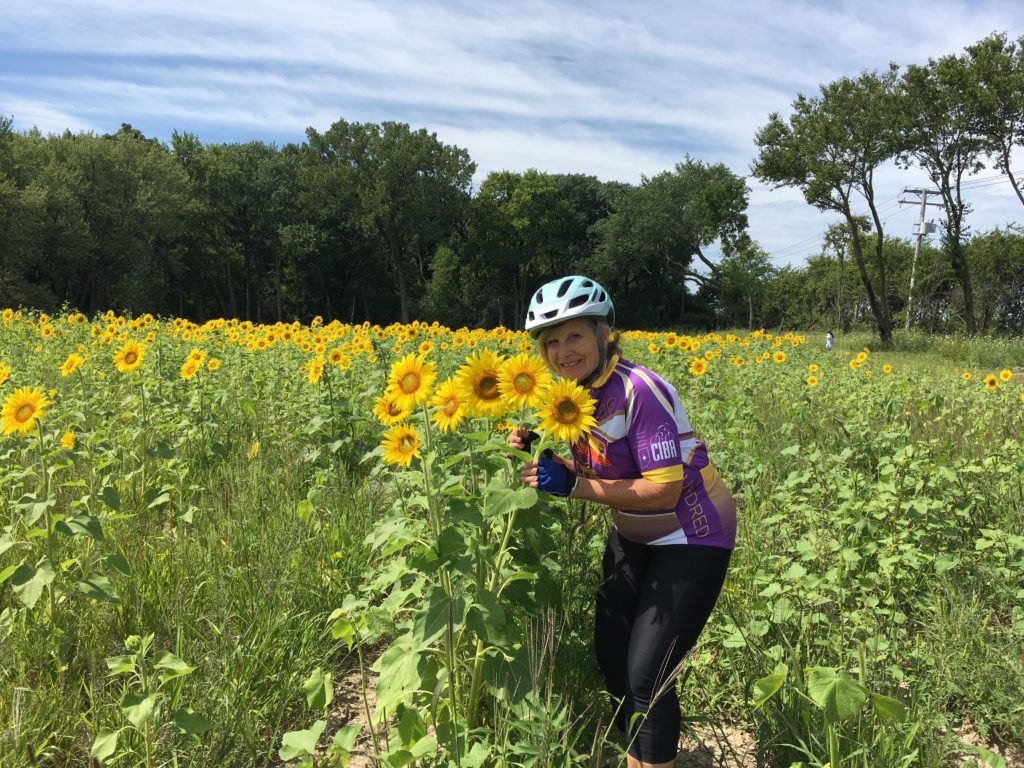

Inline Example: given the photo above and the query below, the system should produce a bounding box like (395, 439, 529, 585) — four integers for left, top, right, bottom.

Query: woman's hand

(508, 428, 533, 452)
(520, 457, 578, 498)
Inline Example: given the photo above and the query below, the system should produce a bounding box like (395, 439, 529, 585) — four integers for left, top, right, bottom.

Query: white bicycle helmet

(525, 275, 614, 337)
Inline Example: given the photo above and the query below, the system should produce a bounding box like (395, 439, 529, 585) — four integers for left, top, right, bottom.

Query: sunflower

(113, 340, 145, 373)
(962, 371, 972, 381)
(856, 351, 868, 363)
(1, 308, 13, 323)
(388, 353, 437, 410)
(61, 431, 76, 450)
(983, 374, 999, 390)
(689, 358, 708, 376)
(849, 359, 861, 370)
(207, 358, 221, 371)
(188, 348, 207, 364)
(773, 351, 786, 364)
(381, 424, 421, 467)
(60, 353, 84, 377)
(180, 359, 200, 380)
(373, 390, 412, 426)
(808, 363, 819, 373)
(883, 364, 893, 374)
(534, 379, 597, 444)
(999, 369, 1013, 383)
(0, 362, 11, 386)
(498, 354, 552, 410)
(430, 378, 467, 433)
(328, 347, 345, 366)
(1, 386, 51, 435)
(305, 357, 325, 385)
(455, 348, 508, 418)
(806, 375, 819, 387)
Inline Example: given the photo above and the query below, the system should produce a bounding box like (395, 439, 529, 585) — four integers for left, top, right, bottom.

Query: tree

(966, 33, 1024, 208)
(753, 68, 903, 346)
(591, 157, 748, 327)
(304, 120, 475, 323)
(900, 52, 988, 334)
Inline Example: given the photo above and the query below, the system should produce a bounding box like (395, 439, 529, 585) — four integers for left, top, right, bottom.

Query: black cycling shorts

(594, 528, 731, 764)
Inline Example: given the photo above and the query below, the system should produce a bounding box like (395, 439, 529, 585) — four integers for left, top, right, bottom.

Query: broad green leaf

(90, 728, 120, 760)
(483, 484, 538, 519)
(11, 560, 56, 609)
(77, 574, 121, 604)
(302, 667, 334, 711)
(172, 707, 214, 734)
(279, 719, 326, 760)
(397, 706, 426, 748)
(56, 513, 106, 542)
(410, 734, 438, 758)
(99, 486, 121, 512)
(155, 651, 195, 680)
(373, 642, 423, 723)
(0, 563, 20, 587)
(752, 664, 787, 708)
(331, 616, 357, 650)
(0, 534, 14, 558)
(105, 553, 131, 576)
(105, 654, 136, 675)
(870, 693, 907, 721)
(121, 692, 158, 729)
(411, 587, 466, 647)
(330, 723, 361, 753)
(466, 589, 509, 648)
(806, 667, 866, 722)
(296, 499, 314, 524)
(18, 493, 56, 527)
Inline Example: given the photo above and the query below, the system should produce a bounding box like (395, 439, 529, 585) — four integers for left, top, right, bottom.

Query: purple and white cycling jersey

(569, 356, 737, 548)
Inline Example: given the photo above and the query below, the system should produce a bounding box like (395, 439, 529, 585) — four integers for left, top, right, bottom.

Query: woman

(510, 275, 736, 768)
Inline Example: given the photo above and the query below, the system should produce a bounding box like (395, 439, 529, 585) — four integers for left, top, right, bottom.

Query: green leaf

(155, 651, 195, 680)
(121, 692, 159, 729)
(99, 485, 121, 512)
(0, 534, 14, 558)
(279, 719, 327, 760)
(90, 728, 120, 760)
(302, 667, 334, 711)
(105, 553, 131, 576)
(752, 664, 787, 708)
(329, 723, 361, 753)
(411, 587, 466, 647)
(56, 513, 106, 542)
(331, 615, 358, 650)
(296, 499, 314, 524)
(105, 654, 136, 675)
(373, 642, 423, 723)
(77, 574, 121, 604)
(173, 707, 214, 734)
(466, 589, 509, 648)
(11, 560, 56, 609)
(18, 493, 56, 527)
(870, 693, 907, 721)
(483, 484, 538, 519)
(806, 667, 867, 722)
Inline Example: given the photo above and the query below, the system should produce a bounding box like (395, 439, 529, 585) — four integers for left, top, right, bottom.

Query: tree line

(1, 32, 1022, 338)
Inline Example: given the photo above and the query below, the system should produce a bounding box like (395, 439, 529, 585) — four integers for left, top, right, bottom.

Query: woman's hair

(535, 318, 621, 378)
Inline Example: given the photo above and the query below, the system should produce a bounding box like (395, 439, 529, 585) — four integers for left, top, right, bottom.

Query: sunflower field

(1, 309, 1023, 768)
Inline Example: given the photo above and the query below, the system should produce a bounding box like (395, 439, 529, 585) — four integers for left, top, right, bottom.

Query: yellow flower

(456, 348, 508, 418)
(60, 353, 84, 377)
(983, 374, 999, 390)
(61, 431, 76, 450)
(806, 375, 819, 387)
(689, 357, 708, 376)
(207, 358, 221, 371)
(381, 423, 421, 467)
(849, 359, 861, 370)
(388, 353, 437, 410)
(962, 371, 972, 381)
(180, 359, 200, 380)
(374, 390, 412, 426)
(773, 351, 786, 364)
(534, 379, 597, 444)
(246, 440, 260, 460)
(808, 363, 819, 373)
(429, 378, 467, 433)
(999, 369, 1012, 383)
(305, 357, 325, 385)
(1, 308, 13, 323)
(188, 348, 207, 364)
(498, 354, 552, 410)
(0, 362, 10, 385)
(418, 340, 435, 356)
(856, 351, 868, 363)
(883, 364, 893, 374)
(1, 386, 51, 435)
(113, 340, 145, 373)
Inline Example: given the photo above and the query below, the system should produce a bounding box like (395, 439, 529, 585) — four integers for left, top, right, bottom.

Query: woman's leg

(594, 529, 650, 733)
(622, 544, 731, 765)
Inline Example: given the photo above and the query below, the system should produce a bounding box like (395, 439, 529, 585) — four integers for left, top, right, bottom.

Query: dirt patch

(948, 720, 1024, 768)
(325, 658, 381, 768)
(676, 723, 757, 767)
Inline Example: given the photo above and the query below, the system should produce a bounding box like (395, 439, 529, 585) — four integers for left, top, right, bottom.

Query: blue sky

(3, 0, 1023, 267)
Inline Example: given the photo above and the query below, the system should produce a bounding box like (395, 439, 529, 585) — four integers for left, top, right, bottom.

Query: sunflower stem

(36, 421, 56, 623)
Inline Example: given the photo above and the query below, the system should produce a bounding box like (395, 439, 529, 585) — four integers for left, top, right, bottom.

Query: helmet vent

(567, 294, 588, 309)
(556, 280, 572, 298)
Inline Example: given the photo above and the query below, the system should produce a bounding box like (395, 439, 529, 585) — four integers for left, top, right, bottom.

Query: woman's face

(543, 318, 606, 382)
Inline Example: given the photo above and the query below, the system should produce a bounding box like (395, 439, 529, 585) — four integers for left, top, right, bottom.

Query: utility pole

(899, 188, 942, 331)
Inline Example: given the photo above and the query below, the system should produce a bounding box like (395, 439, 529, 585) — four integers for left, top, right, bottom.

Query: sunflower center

(387, 401, 403, 417)
(476, 374, 500, 400)
(513, 372, 535, 393)
(399, 436, 416, 453)
(124, 351, 138, 365)
(400, 372, 420, 393)
(442, 396, 460, 416)
(15, 404, 34, 423)
(554, 398, 580, 424)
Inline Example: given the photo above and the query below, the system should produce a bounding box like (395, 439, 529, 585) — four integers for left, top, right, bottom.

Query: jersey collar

(588, 354, 619, 390)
